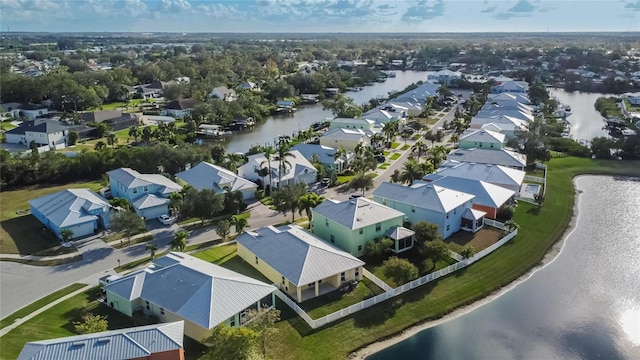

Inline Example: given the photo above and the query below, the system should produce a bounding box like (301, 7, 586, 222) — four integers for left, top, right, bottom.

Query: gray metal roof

(312, 198, 405, 230)
(236, 225, 364, 286)
(291, 143, 340, 165)
(107, 168, 182, 194)
(28, 188, 111, 228)
(321, 128, 368, 140)
(385, 226, 415, 240)
(373, 182, 475, 213)
(7, 119, 69, 135)
(429, 176, 515, 208)
(423, 162, 525, 189)
(462, 208, 486, 220)
(131, 193, 170, 210)
(17, 321, 184, 360)
(176, 162, 257, 193)
(446, 147, 527, 169)
(459, 129, 505, 144)
(105, 253, 276, 330)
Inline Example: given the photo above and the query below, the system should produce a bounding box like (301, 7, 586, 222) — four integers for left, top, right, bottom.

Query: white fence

(277, 227, 519, 329)
(363, 268, 393, 292)
(524, 175, 545, 184)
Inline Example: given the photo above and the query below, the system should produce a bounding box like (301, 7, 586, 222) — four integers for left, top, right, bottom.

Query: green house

(459, 129, 505, 150)
(311, 198, 413, 256)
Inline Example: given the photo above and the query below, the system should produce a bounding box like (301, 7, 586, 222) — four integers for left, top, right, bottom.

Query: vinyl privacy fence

(276, 227, 519, 329)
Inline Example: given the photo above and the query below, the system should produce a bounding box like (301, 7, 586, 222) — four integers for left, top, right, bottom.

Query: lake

(223, 70, 432, 154)
(549, 89, 613, 142)
(369, 175, 640, 360)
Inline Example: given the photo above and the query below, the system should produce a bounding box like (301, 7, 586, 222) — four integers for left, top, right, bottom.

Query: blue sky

(1, 0, 639, 33)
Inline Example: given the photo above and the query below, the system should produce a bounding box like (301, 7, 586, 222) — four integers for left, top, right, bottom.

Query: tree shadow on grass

(527, 206, 541, 215)
(352, 298, 402, 329)
(1, 216, 62, 254)
(276, 298, 314, 336)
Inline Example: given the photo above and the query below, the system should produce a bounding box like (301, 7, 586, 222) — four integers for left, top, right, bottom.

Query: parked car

(158, 214, 176, 225)
(321, 177, 331, 187)
(374, 154, 385, 163)
(349, 194, 362, 200)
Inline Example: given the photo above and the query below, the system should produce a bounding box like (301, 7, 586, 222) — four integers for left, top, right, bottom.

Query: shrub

(383, 256, 419, 284)
(497, 205, 515, 220)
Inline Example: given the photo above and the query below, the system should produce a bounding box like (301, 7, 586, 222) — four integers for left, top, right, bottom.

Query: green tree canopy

(74, 313, 108, 335)
(383, 256, 419, 285)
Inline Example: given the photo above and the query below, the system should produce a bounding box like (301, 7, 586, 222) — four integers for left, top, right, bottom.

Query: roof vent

(97, 337, 111, 343)
(71, 341, 86, 347)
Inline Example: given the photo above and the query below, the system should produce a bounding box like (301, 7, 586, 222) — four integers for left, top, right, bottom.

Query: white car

(158, 214, 176, 225)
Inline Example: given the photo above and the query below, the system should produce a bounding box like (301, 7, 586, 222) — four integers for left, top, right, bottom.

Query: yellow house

(236, 225, 365, 303)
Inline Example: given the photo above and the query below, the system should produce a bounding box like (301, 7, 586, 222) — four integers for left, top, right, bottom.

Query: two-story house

(208, 86, 237, 102)
(459, 129, 506, 150)
(319, 128, 370, 152)
(311, 198, 413, 256)
(373, 182, 483, 239)
(5, 119, 69, 150)
(163, 99, 201, 119)
(107, 168, 182, 219)
(329, 118, 378, 135)
(176, 162, 257, 200)
(423, 162, 526, 193)
(237, 150, 317, 191)
(291, 143, 352, 172)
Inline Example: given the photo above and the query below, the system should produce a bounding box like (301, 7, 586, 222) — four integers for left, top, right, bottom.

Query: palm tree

(504, 220, 520, 233)
(255, 167, 270, 190)
(450, 134, 460, 144)
(60, 228, 74, 243)
(106, 133, 118, 148)
(333, 147, 347, 172)
(145, 243, 158, 259)
(399, 159, 422, 185)
(260, 145, 276, 191)
(171, 230, 189, 252)
(224, 153, 245, 172)
(297, 192, 325, 222)
(370, 133, 385, 149)
(94, 141, 106, 151)
(128, 126, 140, 143)
(168, 192, 183, 216)
(274, 138, 294, 189)
(427, 145, 449, 168)
(230, 215, 249, 234)
(411, 140, 429, 161)
(381, 120, 399, 147)
(141, 126, 153, 143)
(390, 169, 400, 183)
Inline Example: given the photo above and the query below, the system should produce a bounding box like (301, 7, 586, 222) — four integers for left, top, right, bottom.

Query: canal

(549, 89, 614, 142)
(223, 70, 432, 153)
(368, 175, 640, 360)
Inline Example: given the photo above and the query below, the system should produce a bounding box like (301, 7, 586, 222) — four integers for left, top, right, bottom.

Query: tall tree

(321, 94, 363, 118)
(110, 210, 145, 244)
(381, 120, 399, 147)
(224, 152, 245, 172)
(230, 215, 249, 234)
(128, 126, 140, 143)
(411, 140, 429, 161)
(203, 324, 257, 360)
(74, 313, 109, 335)
(246, 308, 281, 359)
(271, 182, 308, 221)
(424, 240, 450, 270)
(274, 137, 294, 189)
(145, 243, 158, 259)
(260, 146, 277, 193)
(216, 219, 231, 241)
(297, 192, 325, 222)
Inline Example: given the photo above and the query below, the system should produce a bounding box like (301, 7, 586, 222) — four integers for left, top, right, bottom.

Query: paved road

(0, 101, 464, 319)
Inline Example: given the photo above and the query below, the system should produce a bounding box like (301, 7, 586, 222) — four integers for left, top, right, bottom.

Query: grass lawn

(193, 244, 271, 283)
(378, 163, 390, 170)
(300, 278, 385, 319)
(0, 181, 102, 254)
(260, 157, 640, 360)
(445, 227, 504, 253)
(0, 283, 87, 330)
(389, 153, 401, 161)
(400, 144, 410, 151)
(0, 287, 206, 360)
(366, 251, 456, 288)
(383, 151, 390, 156)
(0, 121, 16, 131)
(337, 175, 354, 184)
(390, 142, 400, 149)
(110, 235, 153, 249)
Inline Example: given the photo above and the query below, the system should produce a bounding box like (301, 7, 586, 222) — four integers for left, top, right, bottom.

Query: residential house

(208, 86, 237, 102)
(476, 107, 534, 124)
(486, 92, 531, 104)
(626, 92, 640, 105)
(176, 162, 258, 200)
(29, 188, 112, 240)
(362, 108, 404, 124)
(18, 321, 185, 360)
(129, 81, 172, 99)
(237, 150, 317, 190)
(319, 128, 370, 152)
(1, 102, 22, 113)
(386, 100, 423, 116)
(311, 197, 413, 256)
(107, 168, 182, 219)
(104, 252, 277, 341)
(491, 80, 529, 94)
(469, 115, 528, 140)
(459, 129, 506, 150)
(427, 69, 462, 85)
(291, 143, 352, 172)
(329, 118, 378, 134)
(5, 119, 69, 149)
(373, 182, 482, 239)
(163, 99, 201, 119)
(428, 176, 516, 219)
(237, 81, 261, 92)
(423, 162, 525, 193)
(3, 103, 49, 120)
(142, 115, 176, 125)
(446, 148, 527, 170)
(80, 110, 140, 131)
(236, 225, 364, 303)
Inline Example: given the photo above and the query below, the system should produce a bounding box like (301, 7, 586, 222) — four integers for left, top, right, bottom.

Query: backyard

(445, 227, 504, 254)
(366, 250, 457, 288)
(0, 181, 102, 254)
(299, 278, 385, 319)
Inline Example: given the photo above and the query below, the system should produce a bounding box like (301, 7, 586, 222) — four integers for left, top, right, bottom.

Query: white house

(373, 182, 482, 239)
(319, 128, 370, 152)
(3, 103, 49, 120)
(446, 148, 527, 170)
(5, 119, 69, 150)
(291, 143, 352, 172)
(362, 108, 404, 124)
(163, 99, 200, 118)
(236, 225, 365, 303)
(487, 92, 531, 104)
(238, 81, 260, 92)
(387, 100, 423, 116)
(427, 69, 462, 85)
(423, 162, 525, 193)
(329, 118, 378, 134)
(104, 252, 277, 341)
(176, 162, 258, 200)
(237, 150, 317, 190)
(491, 80, 529, 94)
(208, 86, 238, 102)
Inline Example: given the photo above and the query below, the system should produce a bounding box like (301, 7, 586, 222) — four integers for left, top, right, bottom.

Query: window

(411, 206, 415, 213)
(143, 186, 148, 192)
(375, 223, 381, 231)
(454, 208, 456, 215)
(325, 219, 329, 227)
(255, 256, 259, 265)
(230, 316, 236, 327)
(479, 143, 483, 147)
(341, 272, 346, 281)
(133, 188, 138, 194)
(446, 224, 450, 231)
(446, 212, 449, 219)
(355, 269, 360, 277)
(160, 307, 165, 315)
(357, 245, 362, 251)
(282, 276, 286, 285)
(359, 228, 363, 235)
(145, 300, 150, 310)
(330, 235, 335, 244)
(490, 143, 494, 148)
(318, 279, 323, 284)
(308, 283, 314, 288)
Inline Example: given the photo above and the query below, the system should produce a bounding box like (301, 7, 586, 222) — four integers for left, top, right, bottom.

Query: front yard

(0, 181, 102, 254)
(193, 243, 270, 283)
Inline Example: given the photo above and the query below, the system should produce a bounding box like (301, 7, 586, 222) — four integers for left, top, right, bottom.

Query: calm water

(223, 71, 432, 153)
(549, 89, 613, 142)
(369, 175, 640, 360)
